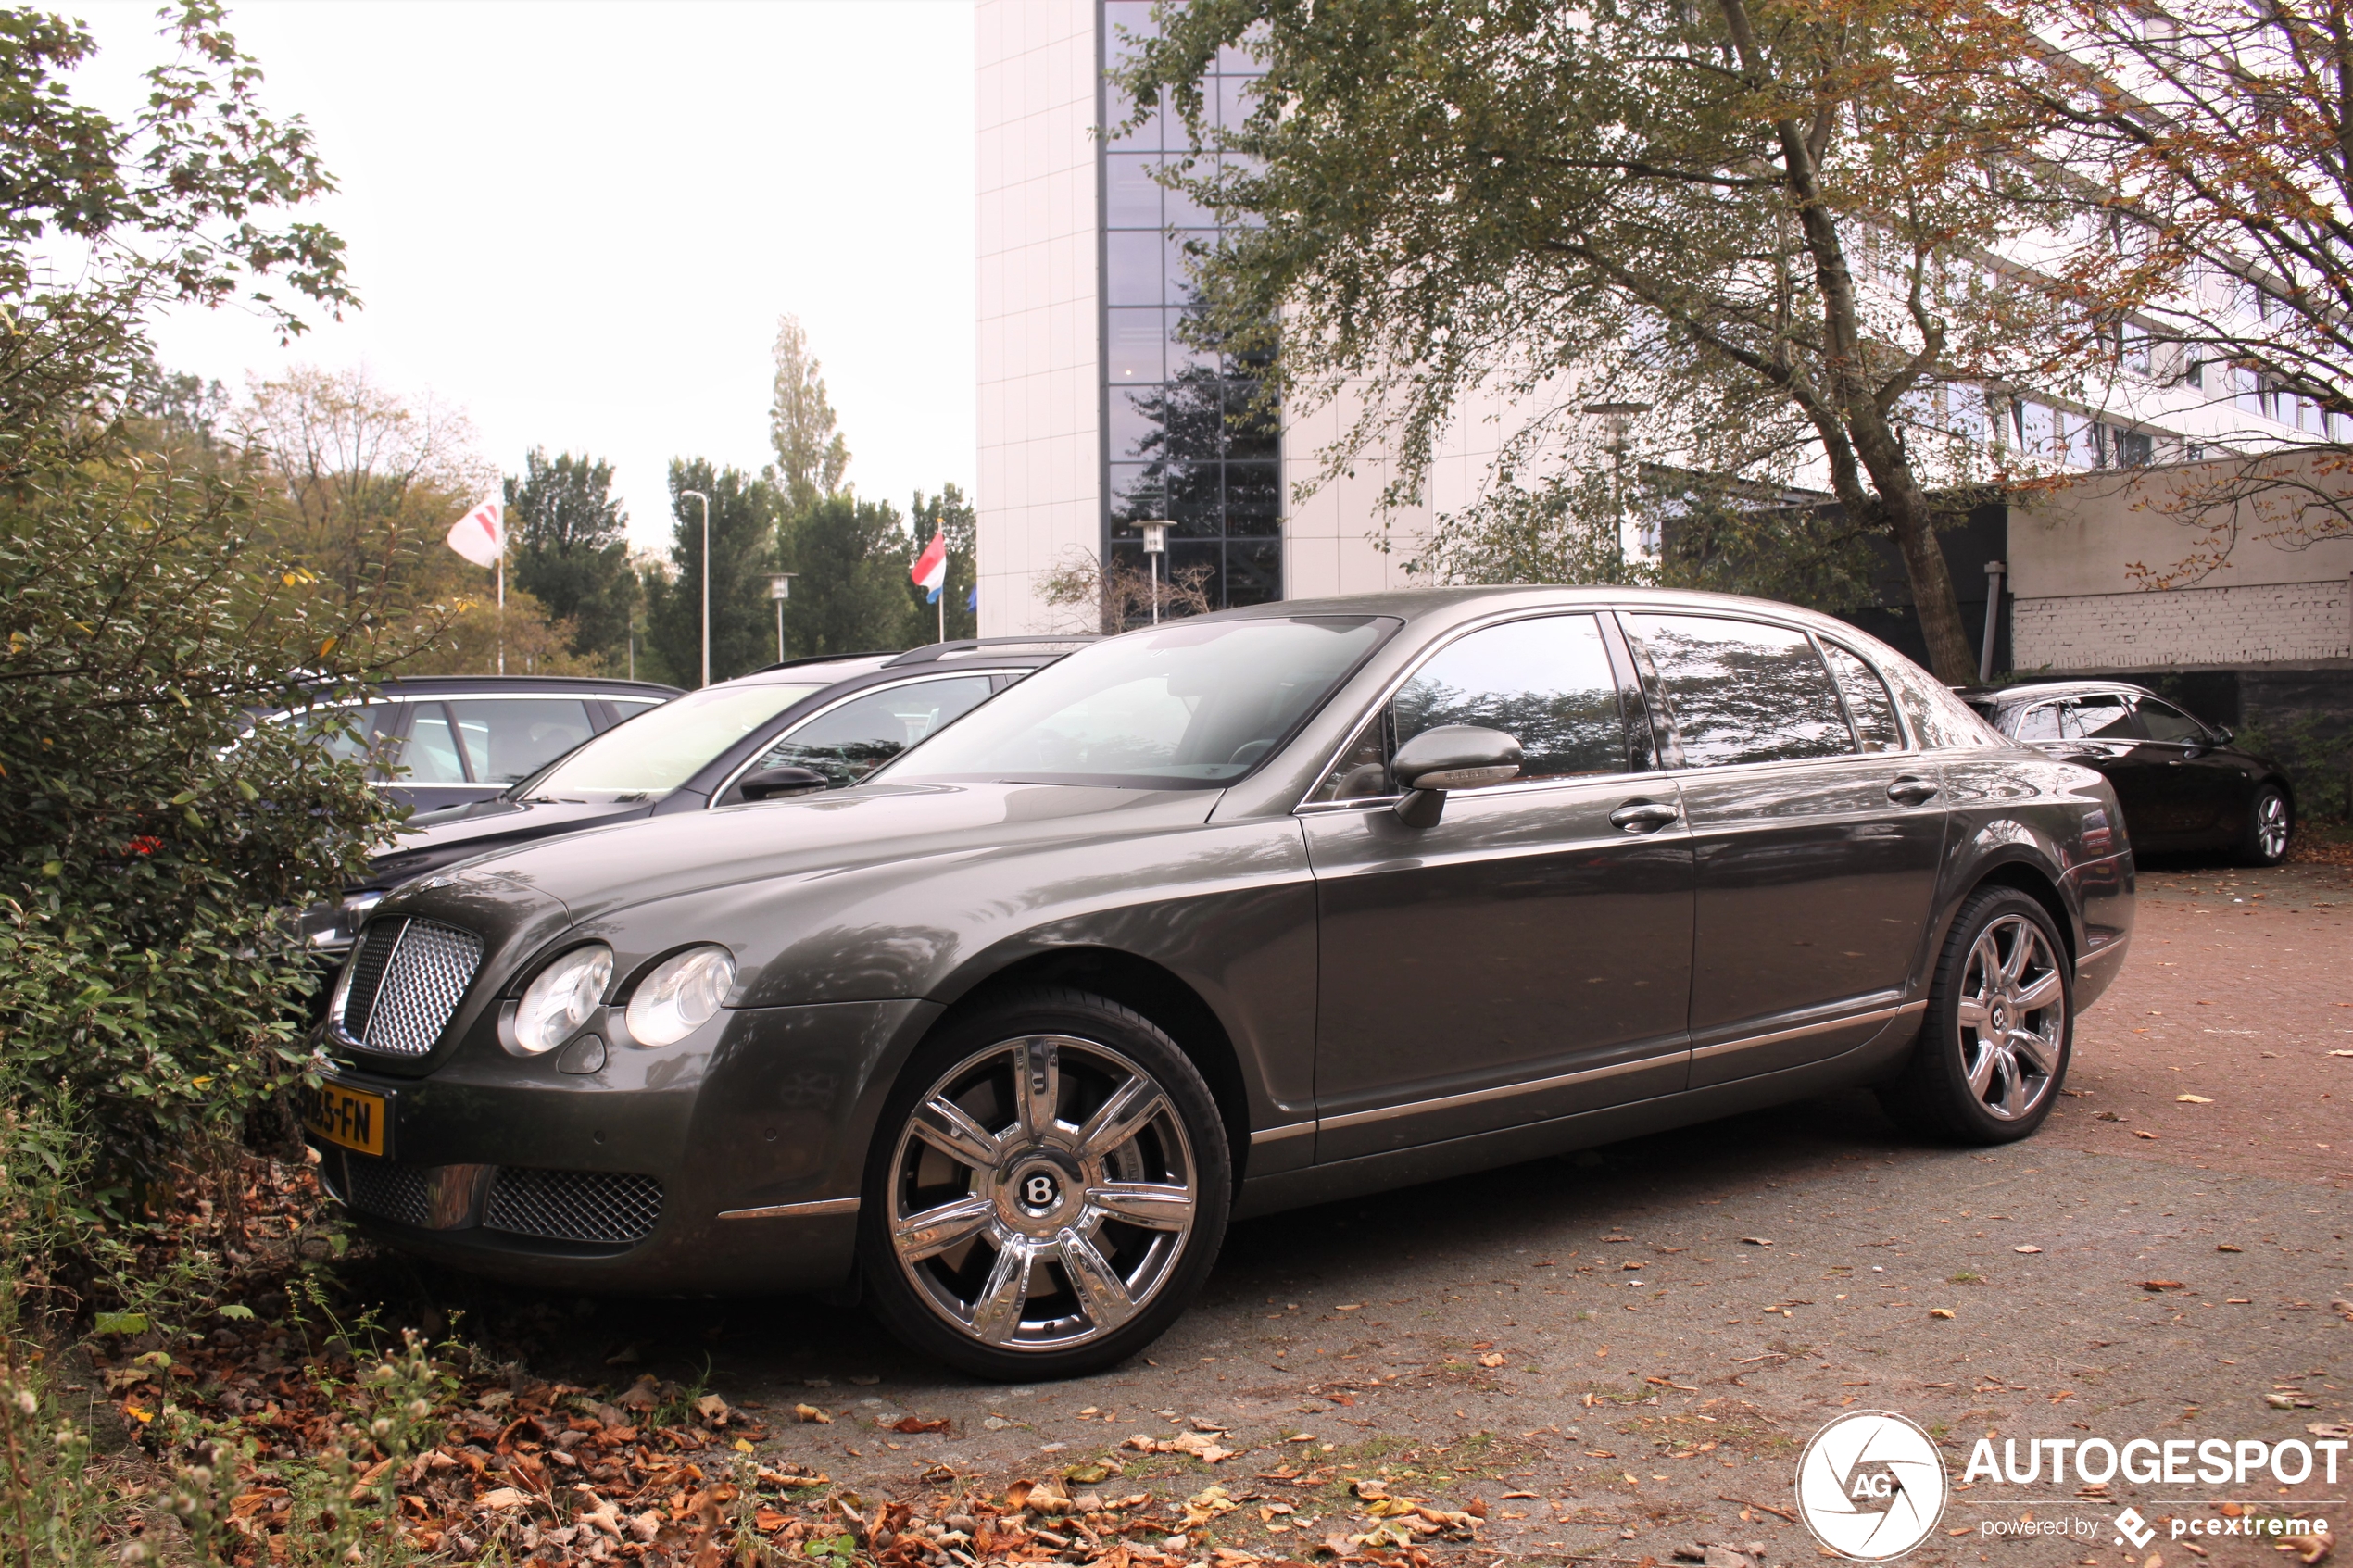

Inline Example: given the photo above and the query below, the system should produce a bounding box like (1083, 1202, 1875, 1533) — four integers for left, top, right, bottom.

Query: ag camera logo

(1795, 1411, 1949, 1561)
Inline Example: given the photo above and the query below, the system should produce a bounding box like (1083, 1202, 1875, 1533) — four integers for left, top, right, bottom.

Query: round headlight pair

(512, 942, 735, 1054)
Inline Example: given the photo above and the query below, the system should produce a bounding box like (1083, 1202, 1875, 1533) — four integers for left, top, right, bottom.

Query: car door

(1302, 612, 1695, 1161)
(2131, 695, 2243, 843)
(1620, 612, 1947, 1086)
(715, 674, 1000, 799)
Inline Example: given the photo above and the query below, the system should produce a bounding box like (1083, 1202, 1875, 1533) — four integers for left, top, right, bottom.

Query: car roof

(713, 637, 1098, 693)
(298, 674, 684, 702)
(1958, 680, 2155, 709)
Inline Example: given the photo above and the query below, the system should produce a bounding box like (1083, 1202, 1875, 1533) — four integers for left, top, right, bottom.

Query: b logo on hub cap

(1020, 1171, 1062, 1210)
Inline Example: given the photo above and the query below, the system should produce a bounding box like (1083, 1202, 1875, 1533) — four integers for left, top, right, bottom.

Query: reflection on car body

(301, 589, 2133, 1381)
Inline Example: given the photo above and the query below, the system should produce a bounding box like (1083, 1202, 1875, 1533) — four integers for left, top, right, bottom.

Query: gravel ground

(539, 859, 2353, 1568)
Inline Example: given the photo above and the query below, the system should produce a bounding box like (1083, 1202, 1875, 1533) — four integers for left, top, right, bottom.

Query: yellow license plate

(302, 1079, 388, 1157)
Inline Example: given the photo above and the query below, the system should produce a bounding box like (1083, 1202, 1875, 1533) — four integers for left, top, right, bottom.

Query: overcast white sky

(75, 1, 976, 553)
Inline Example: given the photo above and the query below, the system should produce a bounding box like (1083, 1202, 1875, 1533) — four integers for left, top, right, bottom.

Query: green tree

(0, 2, 407, 1186)
(1124, 0, 2082, 681)
(644, 460, 781, 684)
(768, 315, 852, 513)
(507, 447, 636, 667)
(781, 492, 920, 658)
(903, 483, 978, 644)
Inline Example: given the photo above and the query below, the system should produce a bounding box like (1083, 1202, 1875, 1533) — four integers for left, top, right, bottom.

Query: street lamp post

(768, 572, 798, 663)
(1582, 402, 1650, 580)
(682, 489, 711, 687)
(1140, 521, 1169, 625)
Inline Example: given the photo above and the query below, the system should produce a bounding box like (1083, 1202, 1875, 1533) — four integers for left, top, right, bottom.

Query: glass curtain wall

(1100, 1, 1280, 615)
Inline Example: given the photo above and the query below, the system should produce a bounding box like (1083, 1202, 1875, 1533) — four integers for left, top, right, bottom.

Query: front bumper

(308, 997, 940, 1294)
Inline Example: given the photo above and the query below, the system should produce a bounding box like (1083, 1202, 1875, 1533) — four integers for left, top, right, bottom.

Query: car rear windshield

(519, 684, 822, 799)
(877, 616, 1396, 789)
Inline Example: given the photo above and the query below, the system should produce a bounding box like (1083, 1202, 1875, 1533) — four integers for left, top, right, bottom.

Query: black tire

(858, 986, 1230, 1381)
(2238, 784, 2291, 867)
(1877, 887, 2072, 1145)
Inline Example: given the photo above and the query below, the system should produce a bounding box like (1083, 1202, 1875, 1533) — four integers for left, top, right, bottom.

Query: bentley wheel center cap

(1008, 1160, 1070, 1222)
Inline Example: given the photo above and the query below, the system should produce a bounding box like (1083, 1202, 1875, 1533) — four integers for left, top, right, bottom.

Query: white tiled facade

(975, 0, 1102, 635)
(2013, 580, 2353, 670)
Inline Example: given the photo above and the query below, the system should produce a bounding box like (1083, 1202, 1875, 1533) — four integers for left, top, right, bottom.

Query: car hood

(363, 795, 661, 888)
(374, 781, 1225, 950)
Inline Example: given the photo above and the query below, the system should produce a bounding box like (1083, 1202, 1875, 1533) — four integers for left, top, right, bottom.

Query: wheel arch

(922, 947, 1253, 1185)
(1960, 858, 2075, 967)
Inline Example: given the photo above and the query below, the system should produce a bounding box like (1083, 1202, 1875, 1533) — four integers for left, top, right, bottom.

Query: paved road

(510, 861, 2353, 1567)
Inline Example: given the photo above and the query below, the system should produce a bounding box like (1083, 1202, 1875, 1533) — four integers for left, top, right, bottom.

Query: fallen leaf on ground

(891, 1415, 951, 1434)
(476, 1487, 532, 1510)
(1477, 1352, 1506, 1368)
(2218, 1244, 2244, 1252)
(2134, 1130, 2160, 1139)
(2139, 1280, 2186, 1291)
(1929, 1308, 1956, 1320)
(2279, 1534, 2331, 1565)
(2177, 1094, 2214, 1104)
(2013, 1245, 2043, 1254)
(793, 1403, 834, 1424)
(1740, 1237, 1771, 1247)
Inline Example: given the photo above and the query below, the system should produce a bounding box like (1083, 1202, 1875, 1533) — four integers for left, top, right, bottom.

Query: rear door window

(1623, 613, 1854, 767)
(2062, 694, 2144, 741)
(447, 697, 598, 785)
(744, 676, 997, 790)
(1821, 644, 1905, 752)
(2014, 703, 2065, 742)
(401, 706, 471, 783)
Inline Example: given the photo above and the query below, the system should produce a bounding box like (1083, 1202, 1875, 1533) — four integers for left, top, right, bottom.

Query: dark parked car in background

(1960, 681, 2294, 865)
(300, 640, 1089, 955)
(300, 589, 2132, 1380)
(270, 675, 681, 813)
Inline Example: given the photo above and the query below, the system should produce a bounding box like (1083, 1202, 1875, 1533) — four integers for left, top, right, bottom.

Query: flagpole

(937, 591, 945, 644)
(497, 548, 505, 676)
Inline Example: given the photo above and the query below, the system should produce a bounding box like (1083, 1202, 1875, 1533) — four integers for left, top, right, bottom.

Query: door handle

(1886, 776, 1940, 805)
(1609, 800, 1681, 833)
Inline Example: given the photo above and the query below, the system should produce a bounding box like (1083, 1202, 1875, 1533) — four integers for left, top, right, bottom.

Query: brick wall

(2012, 578, 2352, 671)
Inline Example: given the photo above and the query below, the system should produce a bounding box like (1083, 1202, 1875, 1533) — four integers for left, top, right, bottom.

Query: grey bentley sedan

(303, 588, 2133, 1378)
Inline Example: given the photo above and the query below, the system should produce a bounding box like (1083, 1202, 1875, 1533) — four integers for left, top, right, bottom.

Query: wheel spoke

(1086, 1181, 1194, 1232)
(894, 1195, 996, 1261)
(912, 1096, 1001, 1171)
(1999, 923, 2033, 985)
(1968, 934, 2003, 992)
(1015, 1036, 1061, 1145)
(1056, 1226, 1137, 1333)
(1965, 1044, 1999, 1099)
(2007, 1027, 2057, 1078)
(2013, 972, 2063, 1014)
(1995, 1054, 2029, 1118)
(1956, 997, 1991, 1033)
(1076, 1074, 1168, 1161)
(967, 1238, 1033, 1345)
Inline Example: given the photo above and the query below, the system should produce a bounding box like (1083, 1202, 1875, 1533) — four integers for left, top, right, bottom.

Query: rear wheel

(2239, 784, 2291, 867)
(1878, 887, 2071, 1144)
(859, 987, 1229, 1381)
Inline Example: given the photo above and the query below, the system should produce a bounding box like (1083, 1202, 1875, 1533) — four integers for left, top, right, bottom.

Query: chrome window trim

(1291, 605, 1650, 813)
(704, 668, 1033, 807)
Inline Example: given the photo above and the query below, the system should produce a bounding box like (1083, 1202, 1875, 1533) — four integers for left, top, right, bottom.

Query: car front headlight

(514, 944, 614, 1055)
(624, 946, 736, 1047)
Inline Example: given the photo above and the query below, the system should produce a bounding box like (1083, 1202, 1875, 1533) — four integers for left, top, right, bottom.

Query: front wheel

(858, 987, 1230, 1380)
(2239, 784, 2291, 867)
(1878, 887, 2072, 1144)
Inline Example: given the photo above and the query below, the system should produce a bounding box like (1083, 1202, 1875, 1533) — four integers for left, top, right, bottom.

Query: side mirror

(1390, 724, 1522, 828)
(2211, 724, 2233, 745)
(738, 765, 829, 802)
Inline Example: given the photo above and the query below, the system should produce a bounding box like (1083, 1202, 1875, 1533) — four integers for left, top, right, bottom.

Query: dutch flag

(912, 529, 949, 604)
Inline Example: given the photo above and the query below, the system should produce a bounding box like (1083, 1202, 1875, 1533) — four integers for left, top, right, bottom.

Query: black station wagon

(303, 588, 2134, 1379)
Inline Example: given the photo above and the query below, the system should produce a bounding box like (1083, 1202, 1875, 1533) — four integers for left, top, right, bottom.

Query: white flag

(446, 497, 505, 568)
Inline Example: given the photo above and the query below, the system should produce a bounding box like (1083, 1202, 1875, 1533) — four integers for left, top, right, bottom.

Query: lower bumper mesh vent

(340, 1157, 433, 1229)
(484, 1168, 663, 1245)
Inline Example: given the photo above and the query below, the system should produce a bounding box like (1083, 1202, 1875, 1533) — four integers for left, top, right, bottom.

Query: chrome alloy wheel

(886, 1035, 1200, 1353)
(2255, 791, 2290, 859)
(1955, 913, 2065, 1121)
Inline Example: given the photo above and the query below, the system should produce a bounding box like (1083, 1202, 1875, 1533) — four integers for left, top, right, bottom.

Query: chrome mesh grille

(338, 918, 481, 1057)
(484, 1168, 664, 1245)
(341, 1157, 432, 1228)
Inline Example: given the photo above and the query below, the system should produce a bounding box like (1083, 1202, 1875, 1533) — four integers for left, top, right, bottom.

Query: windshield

(522, 684, 821, 799)
(876, 616, 1394, 789)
